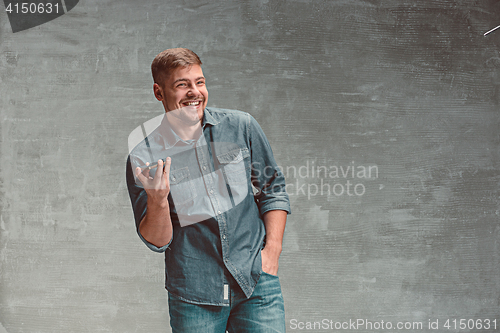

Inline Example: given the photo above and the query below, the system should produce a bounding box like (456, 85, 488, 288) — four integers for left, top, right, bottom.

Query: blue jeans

(168, 272, 286, 333)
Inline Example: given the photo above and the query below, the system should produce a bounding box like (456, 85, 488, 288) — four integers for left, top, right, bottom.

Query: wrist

(148, 197, 170, 210)
(263, 240, 282, 254)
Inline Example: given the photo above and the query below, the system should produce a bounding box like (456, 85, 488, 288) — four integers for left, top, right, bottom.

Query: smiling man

(126, 48, 291, 333)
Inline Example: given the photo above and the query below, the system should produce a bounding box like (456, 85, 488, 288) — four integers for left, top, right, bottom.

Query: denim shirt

(126, 107, 291, 306)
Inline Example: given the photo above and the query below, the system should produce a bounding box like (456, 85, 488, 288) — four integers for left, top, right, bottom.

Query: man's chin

(182, 106, 203, 122)
(167, 106, 204, 125)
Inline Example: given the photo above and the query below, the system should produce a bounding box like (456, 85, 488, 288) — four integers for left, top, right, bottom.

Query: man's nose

(187, 85, 199, 96)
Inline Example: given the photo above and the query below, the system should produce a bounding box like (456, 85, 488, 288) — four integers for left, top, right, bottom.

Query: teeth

(185, 101, 200, 106)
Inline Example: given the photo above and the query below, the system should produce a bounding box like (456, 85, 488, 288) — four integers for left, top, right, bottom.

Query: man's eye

(177, 83, 186, 87)
(197, 81, 205, 85)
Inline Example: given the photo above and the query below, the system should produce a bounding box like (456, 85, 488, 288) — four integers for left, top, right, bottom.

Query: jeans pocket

(261, 271, 279, 278)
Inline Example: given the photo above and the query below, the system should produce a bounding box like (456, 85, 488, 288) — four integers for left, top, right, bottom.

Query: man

(126, 48, 290, 332)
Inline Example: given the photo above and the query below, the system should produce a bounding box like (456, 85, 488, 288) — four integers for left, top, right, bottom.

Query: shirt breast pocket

(216, 148, 249, 185)
(169, 167, 197, 206)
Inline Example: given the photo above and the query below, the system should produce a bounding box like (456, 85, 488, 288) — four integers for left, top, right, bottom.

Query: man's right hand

(135, 157, 172, 207)
(134, 157, 173, 248)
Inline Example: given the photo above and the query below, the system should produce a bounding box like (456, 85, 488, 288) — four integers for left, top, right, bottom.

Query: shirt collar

(203, 107, 219, 126)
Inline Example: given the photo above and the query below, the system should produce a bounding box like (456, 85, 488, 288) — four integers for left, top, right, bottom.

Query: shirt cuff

(259, 199, 291, 216)
(137, 229, 170, 253)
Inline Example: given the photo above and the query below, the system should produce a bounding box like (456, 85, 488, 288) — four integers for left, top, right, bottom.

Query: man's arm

(138, 199, 173, 248)
(261, 209, 288, 276)
(135, 158, 173, 248)
(246, 113, 291, 275)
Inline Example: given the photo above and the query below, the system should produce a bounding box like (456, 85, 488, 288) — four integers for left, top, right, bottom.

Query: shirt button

(217, 211, 221, 215)
(210, 189, 214, 194)
(203, 166, 207, 171)
(171, 176, 176, 181)
(222, 235, 226, 240)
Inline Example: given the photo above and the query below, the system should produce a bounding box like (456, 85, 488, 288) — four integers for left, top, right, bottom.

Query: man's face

(154, 65, 208, 125)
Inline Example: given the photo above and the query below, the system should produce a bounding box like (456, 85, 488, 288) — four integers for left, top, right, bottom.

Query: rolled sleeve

(248, 114, 291, 216)
(259, 197, 291, 216)
(137, 229, 170, 253)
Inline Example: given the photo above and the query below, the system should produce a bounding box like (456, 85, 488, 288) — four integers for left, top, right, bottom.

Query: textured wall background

(1, 0, 499, 332)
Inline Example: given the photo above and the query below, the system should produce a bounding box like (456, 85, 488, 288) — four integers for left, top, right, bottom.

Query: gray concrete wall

(1, 0, 499, 332)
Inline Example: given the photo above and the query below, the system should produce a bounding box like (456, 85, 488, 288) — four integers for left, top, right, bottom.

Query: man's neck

(165, 113, 203, 141)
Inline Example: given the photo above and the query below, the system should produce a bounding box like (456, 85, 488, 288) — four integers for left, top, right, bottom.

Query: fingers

(135, 166, 147, 184)
(144, 162, 151, 178)
(135, 161, 152, 184)
(134, 159, 171, 189)
(154, 159, 164, 180)
(163, 157, 171, 185)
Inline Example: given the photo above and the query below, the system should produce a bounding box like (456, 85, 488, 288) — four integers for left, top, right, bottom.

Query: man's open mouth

(182, 100, 202, 107)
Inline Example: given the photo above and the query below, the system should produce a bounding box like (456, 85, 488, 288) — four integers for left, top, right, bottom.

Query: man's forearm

(261, 210, 287, 275)
(138, 201, 173, 248)
(263, 210, 287, 251)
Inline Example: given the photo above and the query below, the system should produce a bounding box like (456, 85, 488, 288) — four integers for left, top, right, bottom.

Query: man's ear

(153, 83, 164, 101)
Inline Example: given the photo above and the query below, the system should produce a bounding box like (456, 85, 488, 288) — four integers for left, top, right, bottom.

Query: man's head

(151, 48, 202, 86)
(152, 48, 208, 125)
